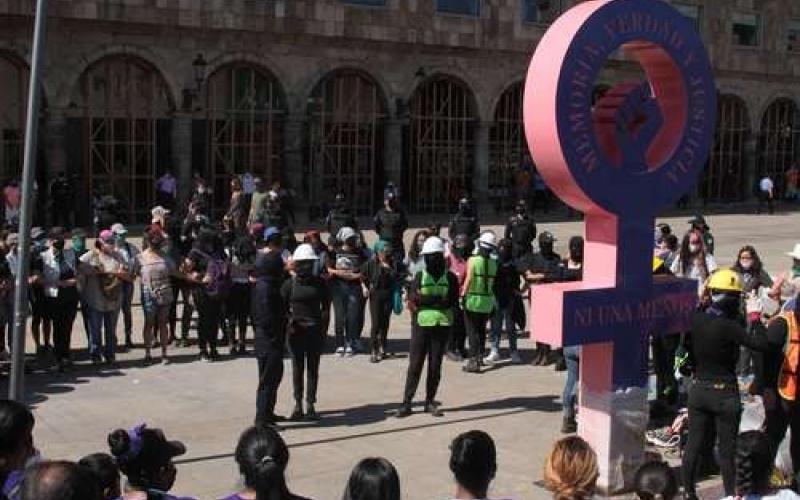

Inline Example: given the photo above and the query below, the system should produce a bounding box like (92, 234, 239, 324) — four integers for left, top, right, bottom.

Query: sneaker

(483, 349, 501, 365)
(561, 416, 577, 434)
(510, 351, 523, 364)
(288, 404, 304, 421)
(424, 402, 444, 417)
(462, 359, 480, 373)
(645, 427, 680, 448)
(335, 347, 345, 357)
(345, 347, 355, 357)
(395, 405, 413, 418)
(370, 353, 379, 363)
(306, 404, 319, 421)
(161, 357, 170, 366)
(446, 351, 463, 362)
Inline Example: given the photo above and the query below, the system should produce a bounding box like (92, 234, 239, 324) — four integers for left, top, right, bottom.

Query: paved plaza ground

(2, 209, 799, 499)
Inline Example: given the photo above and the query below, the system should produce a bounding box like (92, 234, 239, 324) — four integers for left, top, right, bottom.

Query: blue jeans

(490, 303, 517, 352)
(331, 281, 364, 350)
(563, 346, 580, 419)
(88, 307, 119, 361)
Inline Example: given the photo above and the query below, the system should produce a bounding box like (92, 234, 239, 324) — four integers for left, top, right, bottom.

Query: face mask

(52, 239, 65, 251)
(541, 243, 554, 255)
(115, 235, 126, 244)
(711, 292, 740, 314)
(71, 238, 85, 253)
(739, 259, 753, 271)
(688, 243, 700, 253)
(296, 261, 314, 277)
(423, 253, 445, 275)
(198, 187, 206, 194)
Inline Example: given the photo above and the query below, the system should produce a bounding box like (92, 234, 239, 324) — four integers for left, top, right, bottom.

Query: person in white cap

(461, 230, 498, 373)
(772, 243, 800, 310)
(281, 243, 330, 421)
(110, 223, 140, 349)
(396, 236, 458, 418)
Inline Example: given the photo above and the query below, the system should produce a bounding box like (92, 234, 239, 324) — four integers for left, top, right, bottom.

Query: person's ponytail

(253, 454, 286, 500)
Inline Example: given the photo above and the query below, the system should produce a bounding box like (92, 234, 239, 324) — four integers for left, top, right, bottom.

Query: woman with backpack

(281, 243, 329, 421)
(184, 227, 229, 362)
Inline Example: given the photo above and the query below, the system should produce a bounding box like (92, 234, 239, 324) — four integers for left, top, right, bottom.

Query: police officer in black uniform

(374, 192, 408, 261)
(504, 199, 537, 260)
(325, 192, 358, 247)
(517, 231, 561, 365)
(448, 197, 480, 243)
(260, 197, 296, 251)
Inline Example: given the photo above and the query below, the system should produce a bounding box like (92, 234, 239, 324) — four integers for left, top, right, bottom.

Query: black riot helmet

(539, 231, 556, 255)
(334, 192, 346, 208)
(458, 197, 471, 215)
(515, 199, 527, 216)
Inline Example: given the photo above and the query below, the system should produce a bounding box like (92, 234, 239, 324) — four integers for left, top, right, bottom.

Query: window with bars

(788, 20, 800, 52)
(436, 0, 480, 16)
(732, 12, 760, 47)
(522, 0, 561, 24)
(673, 4, 701, 32)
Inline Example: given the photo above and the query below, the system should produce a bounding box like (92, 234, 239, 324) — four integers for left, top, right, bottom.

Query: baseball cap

(264, 226, 281, 241)
(111, 223, 128, 235)
(99, 229, 115, 243)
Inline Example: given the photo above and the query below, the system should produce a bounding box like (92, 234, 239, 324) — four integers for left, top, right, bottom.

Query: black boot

(395, 404, 413, 418)
(306, 403, 319, 421)
(561, 416, 577, 434)
(289, 402, 304, 421)
(424, 401, 444, 417)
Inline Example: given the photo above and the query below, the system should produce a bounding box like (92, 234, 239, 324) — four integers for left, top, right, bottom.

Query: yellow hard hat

(706, 268, 743, 293)
(652, 257, 665, 273)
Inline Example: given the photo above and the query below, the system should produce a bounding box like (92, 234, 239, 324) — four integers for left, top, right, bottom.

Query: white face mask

(688, 243, 700, 253)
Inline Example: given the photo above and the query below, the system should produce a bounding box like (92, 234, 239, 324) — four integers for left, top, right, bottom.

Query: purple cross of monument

(523, 0, 717, 492)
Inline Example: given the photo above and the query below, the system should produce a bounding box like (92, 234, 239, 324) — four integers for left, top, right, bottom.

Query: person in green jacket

(462, 231, 498, 374)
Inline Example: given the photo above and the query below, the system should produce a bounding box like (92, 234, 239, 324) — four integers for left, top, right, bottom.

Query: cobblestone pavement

(3, 211, 798, 499)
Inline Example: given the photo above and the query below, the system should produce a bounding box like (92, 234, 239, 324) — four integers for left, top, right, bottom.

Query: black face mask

(515, 207, 525, 216)
(52, 239, 65, 251)
(424, 254, 445, 276)
(541, 243, 554, 256)
(499, 247, 512, 260)
(711, 292, 741, 317)
(296, 261, 314, 277)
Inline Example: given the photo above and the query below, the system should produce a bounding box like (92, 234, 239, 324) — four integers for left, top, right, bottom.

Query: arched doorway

(0, 53, 31, 181)
(204, 62, 286, 213)
(407, 76, 477, 213)
(489, 82, 524, 212)
(307, 70, 386, 215)
(757, 98, 800, 198)
(76, 55, 174, 223)
(702, 94, 750, 202)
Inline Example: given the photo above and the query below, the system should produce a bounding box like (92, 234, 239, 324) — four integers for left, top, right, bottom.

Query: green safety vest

(465, 256, 497, 314)
(417, 271, 453, 327)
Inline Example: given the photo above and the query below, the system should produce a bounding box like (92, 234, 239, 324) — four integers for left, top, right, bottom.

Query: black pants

(43, 292, 78, 362)
(369, 291, 392, 354)
(681, 383, 741, 497)
(170, 283, 194, 340)
(448, 305, 467, 355)
(288, 324, 322, 405)
(652, 334, 679, 404)
(226, 283, 252, 343)
(736, 322, 759, 377)
(195, 294, 222, 353)
(465, 310, 490, 363)
(758, 192, 774, 214)
(764, 390, 800, 482)
(256, 328, 286, 422)
(402, 324, 449, 405)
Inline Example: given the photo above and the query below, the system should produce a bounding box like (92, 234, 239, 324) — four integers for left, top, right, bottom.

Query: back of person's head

(78, 453, 121, 500)
(634, 461, 677, 500)
(234, 425, 291, 500)
(449, 430, 497, 499)
(544, 436, 598, 500)
(735, 430, 773, 496)
(20, 460, 102, 500)
(0, 399, 35, 472)
(342, 457, 400, 500)
(107, 424, 185, 493)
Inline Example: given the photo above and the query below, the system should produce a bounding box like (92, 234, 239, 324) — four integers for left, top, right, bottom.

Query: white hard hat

(337, 226, 357, 242)
(478, 231, 497, 249)
(292, 243, 319, 261)
(421, 236, 445, 255)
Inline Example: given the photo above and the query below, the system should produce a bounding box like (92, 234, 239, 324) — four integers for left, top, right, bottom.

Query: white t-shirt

(760, 177, 774, 192)
(721, 490, 800, 500)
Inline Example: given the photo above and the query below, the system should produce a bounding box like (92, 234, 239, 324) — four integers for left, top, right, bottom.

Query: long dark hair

(107, 428, 175, 493)
(449, 430, 497, 499)
(677, 230, 709, 279)
(735, 431, 773, 497)
(235, 426, 294, 500)
(0, 399, 34, 478)
(633, 461, 677, 500)
(732, 245, 764, 282)
(407, 230, 429, 262)
(342, 458, 400, 500)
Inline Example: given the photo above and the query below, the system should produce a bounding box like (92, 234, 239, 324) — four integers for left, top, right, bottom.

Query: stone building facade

(1, 0, 800, 223)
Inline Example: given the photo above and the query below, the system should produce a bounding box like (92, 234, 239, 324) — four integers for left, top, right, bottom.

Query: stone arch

(756, 97, 800, 196)
(489, 80, 525, 211)
(701, 94, 751, 202)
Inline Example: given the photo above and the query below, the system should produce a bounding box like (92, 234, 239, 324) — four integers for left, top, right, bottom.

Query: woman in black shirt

(362, 240, 403, 363)
(281, 243, 329, 421)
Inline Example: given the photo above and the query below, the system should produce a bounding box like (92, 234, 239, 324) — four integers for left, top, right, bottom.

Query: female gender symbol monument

(524, 0, 716, 493)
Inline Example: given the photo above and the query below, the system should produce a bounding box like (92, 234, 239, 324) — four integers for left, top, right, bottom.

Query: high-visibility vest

(464, 256, 497, 314)
(417, 271, 452, 327)
(778, 311, 800, 401)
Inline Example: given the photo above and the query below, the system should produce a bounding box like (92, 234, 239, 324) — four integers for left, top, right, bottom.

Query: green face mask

(72, 238, 85, 253)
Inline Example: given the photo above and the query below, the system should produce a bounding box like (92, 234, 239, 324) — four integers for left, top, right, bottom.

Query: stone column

(743, 135, 758, 202)
(172, 111, 193, 207)
(473, 121, 490, 208)
(284, 114, 305, 210)
(384, 118, 403, 189)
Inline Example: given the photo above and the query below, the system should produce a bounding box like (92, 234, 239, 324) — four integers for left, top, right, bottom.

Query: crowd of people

(5, 168, 800, 498)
